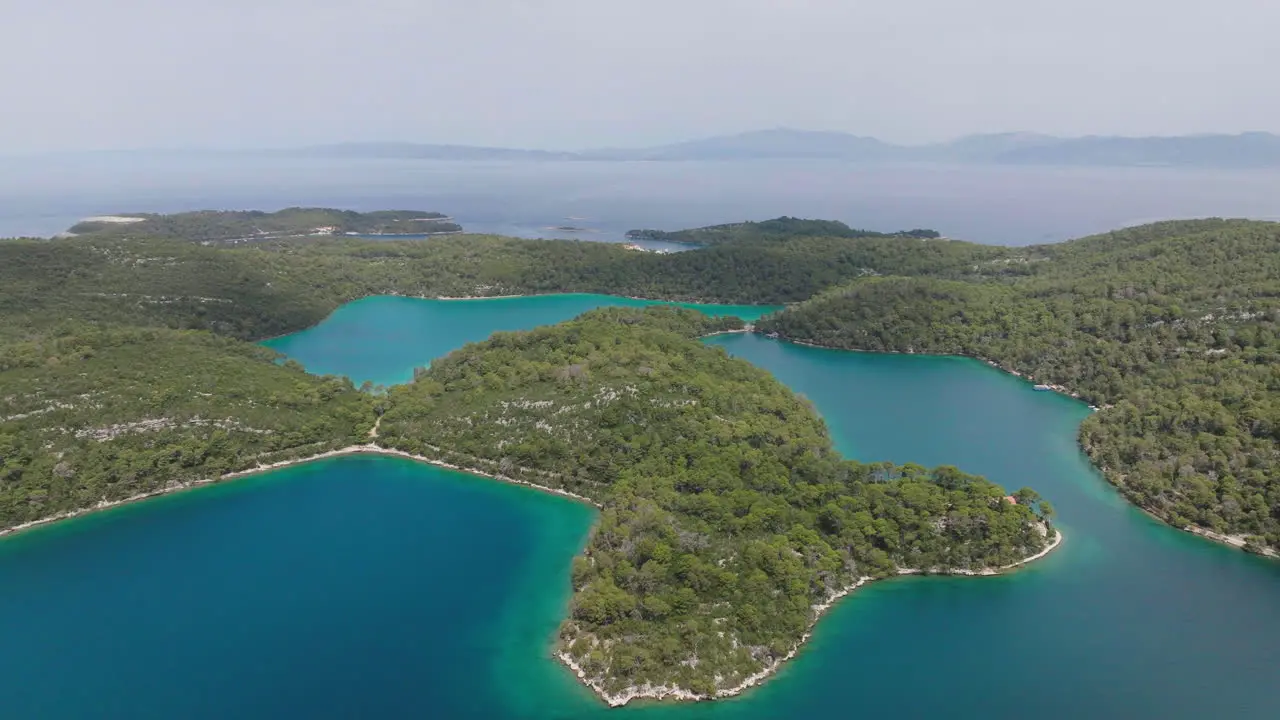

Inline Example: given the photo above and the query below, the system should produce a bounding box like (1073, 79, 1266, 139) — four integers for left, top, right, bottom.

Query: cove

(2, 304, 1279, 719)
(262, 294, 780, 387)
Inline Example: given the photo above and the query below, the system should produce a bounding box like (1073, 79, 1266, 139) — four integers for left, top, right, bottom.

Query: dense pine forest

(3, 213, 1276, 554)
(1, 208, 1275, 698)
(378, 306, 1052, 697)
(757, 220, 1280, 552)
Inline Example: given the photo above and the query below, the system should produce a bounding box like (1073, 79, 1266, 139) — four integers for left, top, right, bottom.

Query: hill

(993, 132, 1280, 168)
(585, 128, 899, 161)
(260, 130, 1280, 167)
(0, 328, 373, 528)
(626, 216, 940, 245)
(0, 228, 1055, 702)
(378, 306, 1054, 700)
(757, 219, 1280, 553)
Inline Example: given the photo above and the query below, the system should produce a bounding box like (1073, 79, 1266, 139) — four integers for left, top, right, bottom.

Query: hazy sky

(2, 0, 1276, 152)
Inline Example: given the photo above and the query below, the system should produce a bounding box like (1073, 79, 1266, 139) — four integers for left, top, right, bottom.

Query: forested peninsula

(2, 208, 1274, 702)
(756, 221, 1280, 554)
(380, 306, 1054, 701)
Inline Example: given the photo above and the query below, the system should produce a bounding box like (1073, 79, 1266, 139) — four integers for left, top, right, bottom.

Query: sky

(2, 0, 1277, 153)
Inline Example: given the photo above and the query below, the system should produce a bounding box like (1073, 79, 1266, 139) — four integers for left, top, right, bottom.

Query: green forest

(3, 208, 1276, 696)
(377, 306, 1053, 696)
(0, 328, 373, 526)
(67, 208, 460, 244)
(626, 216, 941, 244)
(756, 220, 1280, 553)
(4, 212, 1277, 555)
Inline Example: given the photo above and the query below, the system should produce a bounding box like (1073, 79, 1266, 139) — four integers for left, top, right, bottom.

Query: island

(65, 208, 462, 245)
(1, 208, 1276, 704)
(626, 217, 941, 245)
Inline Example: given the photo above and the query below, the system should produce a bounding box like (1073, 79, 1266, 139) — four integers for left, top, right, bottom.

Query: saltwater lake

(4, 154, 1280, 244)
(262, 294, 781, 387)
(2, 296, 1277, 719)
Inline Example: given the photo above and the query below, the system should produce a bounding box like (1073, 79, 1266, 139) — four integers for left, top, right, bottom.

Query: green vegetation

(757, 219, 1280, 552)
(67, 208, 460, 244)
(42, 208, 1277, 699)
(626, 216, 941, 245)
(7, 213, 1274, 557)
(0, 208, 1055, 699)
(378, 306, 1053, 696)
(0, 328, 373, 527)
(1, 219, 1007, 346)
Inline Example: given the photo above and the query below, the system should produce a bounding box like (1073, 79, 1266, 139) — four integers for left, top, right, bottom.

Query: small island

(626, 217, 941, 245)
(65, 208, 462, 245)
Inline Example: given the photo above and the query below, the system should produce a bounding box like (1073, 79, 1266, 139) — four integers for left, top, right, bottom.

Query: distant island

(627, 217, 941, 245)
(284, 128, 1280, 168)
(65, 208, 462, 245)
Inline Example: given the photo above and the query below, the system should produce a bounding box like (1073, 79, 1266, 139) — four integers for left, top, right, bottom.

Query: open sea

(3, 154, 1280, 244)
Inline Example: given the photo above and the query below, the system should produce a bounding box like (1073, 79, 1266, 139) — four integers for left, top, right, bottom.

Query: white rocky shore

(0, 439, 1065, 710)
(560, 528, 1064, 708)
(0, 443, 601, 539)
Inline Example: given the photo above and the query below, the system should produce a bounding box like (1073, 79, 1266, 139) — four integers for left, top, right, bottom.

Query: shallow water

(2, 298, 1278, 719)
(261, 294, 780, 386)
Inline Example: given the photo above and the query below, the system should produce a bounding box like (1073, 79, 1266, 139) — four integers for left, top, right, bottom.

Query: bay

(2, 298, 1278, 719)
(261, 294, 780, 387)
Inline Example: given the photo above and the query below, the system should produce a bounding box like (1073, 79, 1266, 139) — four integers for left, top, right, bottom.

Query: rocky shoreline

(561, 528, 1063, 707)
(0, 443, 601, 540)
(758, 332, 1280, 559)
(761, 333, 1102, 409)
(1, 437, 1069, 710)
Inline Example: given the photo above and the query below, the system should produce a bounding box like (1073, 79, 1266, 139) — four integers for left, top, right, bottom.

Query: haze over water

(2, 297, 1277, 719)
(4, 155, 1280, 244)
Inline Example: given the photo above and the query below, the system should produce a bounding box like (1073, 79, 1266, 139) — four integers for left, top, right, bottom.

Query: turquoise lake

(3, 297, 1278, 719)
(262, 294, 781, 387)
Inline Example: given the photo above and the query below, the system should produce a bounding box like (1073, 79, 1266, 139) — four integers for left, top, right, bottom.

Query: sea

(3, 154, 1280, 244)
(2, 296, 1278, 719)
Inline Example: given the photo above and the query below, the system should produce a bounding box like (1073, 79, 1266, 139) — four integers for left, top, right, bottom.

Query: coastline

(560, 527, 1064, 708)
(761, 331, 1280, 558)
(1186, 525, 1276, 557)
(0, 443, 602, 541)
(257, 293, 779, 344)
(697, 325, 754, 339)
(1, 430, 1069, 708)
(764, 333, 1100, 409)
(432, 294, 529, 301)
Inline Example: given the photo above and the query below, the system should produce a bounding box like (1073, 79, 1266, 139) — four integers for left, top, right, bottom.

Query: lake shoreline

(560, 527, 1064, 708)
(758, 332, 1280, 559)
(764, 333, 1100, 408)
(258, 292, 781, 345)
(0, 430, 1066, 709)
(0, 443, 602, 541)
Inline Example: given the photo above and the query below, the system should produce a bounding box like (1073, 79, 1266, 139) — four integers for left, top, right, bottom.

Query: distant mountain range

(290, 129, 1280, 168)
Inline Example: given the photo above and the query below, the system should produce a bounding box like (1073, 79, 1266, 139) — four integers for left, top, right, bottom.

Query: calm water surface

(2, 298, 1278, 719)
(262, 294, 780, 387)
(4, 155, 1280, 244)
